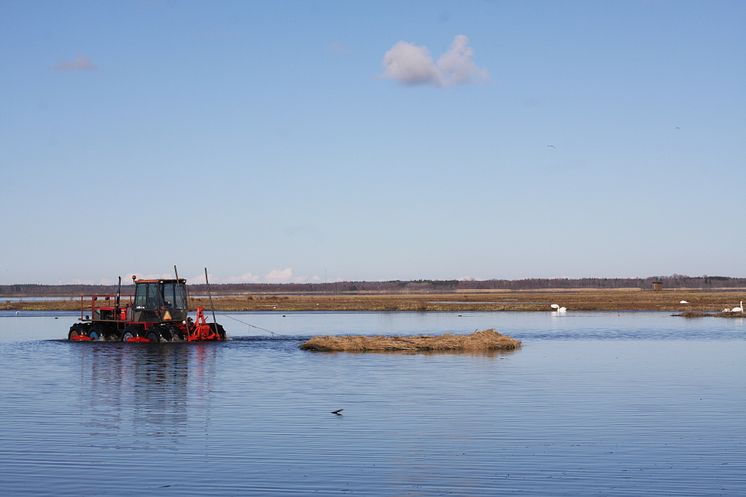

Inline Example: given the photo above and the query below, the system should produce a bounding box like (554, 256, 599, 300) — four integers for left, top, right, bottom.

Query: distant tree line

(1, 275, 744, 296)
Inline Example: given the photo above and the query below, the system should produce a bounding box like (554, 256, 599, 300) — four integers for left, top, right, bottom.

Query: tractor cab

(132, 278, 189, 323)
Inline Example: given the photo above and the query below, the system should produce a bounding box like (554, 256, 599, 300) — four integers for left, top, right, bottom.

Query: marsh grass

(673, 311, 746, 319)
(3, 289, 746, 313)
(300, 329, 521, 353)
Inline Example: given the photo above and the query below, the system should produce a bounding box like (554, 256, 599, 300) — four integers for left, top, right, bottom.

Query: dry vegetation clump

(300, 329, 521, 353)
(718, 312, 746, 319)
(673, 311, 713, 318)
(674, 311, 746, 319)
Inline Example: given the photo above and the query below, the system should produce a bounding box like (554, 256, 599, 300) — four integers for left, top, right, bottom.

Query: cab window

(174, 284, 187, 309)
(135, 284, 147, 307)
(161, 282, 187, 309)
(135, 283, 161, 309)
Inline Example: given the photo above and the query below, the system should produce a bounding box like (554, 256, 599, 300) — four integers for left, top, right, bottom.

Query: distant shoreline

(3, 275, 746, 297)
(2, 288, 745, 313)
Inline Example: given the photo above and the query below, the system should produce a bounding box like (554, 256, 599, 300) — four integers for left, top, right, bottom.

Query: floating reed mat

(300, 329, 521, 353)
(673, 311, 746, 319)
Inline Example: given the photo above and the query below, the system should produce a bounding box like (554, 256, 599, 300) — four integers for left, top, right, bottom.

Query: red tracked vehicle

(68, 273, 226, 343)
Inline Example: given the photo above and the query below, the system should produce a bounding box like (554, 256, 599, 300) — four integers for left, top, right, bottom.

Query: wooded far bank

(2, 275, 745, 297)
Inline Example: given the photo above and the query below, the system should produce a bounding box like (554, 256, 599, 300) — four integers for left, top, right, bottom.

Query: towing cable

(218, 313, 278, 336)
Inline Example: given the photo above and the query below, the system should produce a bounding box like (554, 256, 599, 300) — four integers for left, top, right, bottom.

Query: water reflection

(303, 348, 521, 358)
(0, 314, 744, 496)
(74, 344, 218, 448)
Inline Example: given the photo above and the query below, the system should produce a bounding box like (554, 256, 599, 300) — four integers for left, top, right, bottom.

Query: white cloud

(382, 41, 442, 86)
(70, 272, 171, 285)
(381, 35, 488, 87)
(221, 272, 262, 284)
(437, 35, 489, 86)
(263, 267, 322, 284)
(54, 55, 96, 71)
(210, 268, 322, 284)
(70, 268, 322, 285)
(265, 268, 295, 283)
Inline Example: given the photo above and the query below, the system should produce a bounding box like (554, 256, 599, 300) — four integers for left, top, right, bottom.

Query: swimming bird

(550, 304, 567, 313)
(679, 300, 689, 304)
(731, 301, 743, 313)
(722, 308, 731, 313)
(331, 409, 344, 415)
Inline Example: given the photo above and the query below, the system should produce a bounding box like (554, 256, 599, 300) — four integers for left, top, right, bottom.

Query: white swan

(550, 304, 567, 313)
(731, 301, 743, 313)
(679, 300, 689, 304)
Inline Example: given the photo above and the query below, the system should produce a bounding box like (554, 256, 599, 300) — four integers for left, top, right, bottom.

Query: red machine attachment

(118, 307, 224, 343)
(187, 307, 223, 342)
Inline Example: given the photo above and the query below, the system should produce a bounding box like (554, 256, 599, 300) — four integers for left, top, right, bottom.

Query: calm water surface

(0, 311, 744, 496)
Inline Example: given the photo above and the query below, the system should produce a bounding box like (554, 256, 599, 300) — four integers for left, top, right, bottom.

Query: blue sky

(1, 1, 744, 284)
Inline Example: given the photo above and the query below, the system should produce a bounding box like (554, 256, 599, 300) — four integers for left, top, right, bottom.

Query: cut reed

(300, 329, 521, 353)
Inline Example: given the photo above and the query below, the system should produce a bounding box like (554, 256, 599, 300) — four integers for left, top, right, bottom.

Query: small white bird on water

(550, 304, 567, 313)
(679, 300, 689, 304)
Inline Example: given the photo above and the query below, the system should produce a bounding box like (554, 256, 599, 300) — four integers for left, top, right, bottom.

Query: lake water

(0, 311, 744, 496)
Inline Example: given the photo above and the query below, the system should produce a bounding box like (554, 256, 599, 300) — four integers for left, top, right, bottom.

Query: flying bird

(331, 409, 344, 415)
(547, 144, 556, 149)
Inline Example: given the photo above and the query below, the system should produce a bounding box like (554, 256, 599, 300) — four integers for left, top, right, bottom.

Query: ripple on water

(0, 313, 744, 496)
